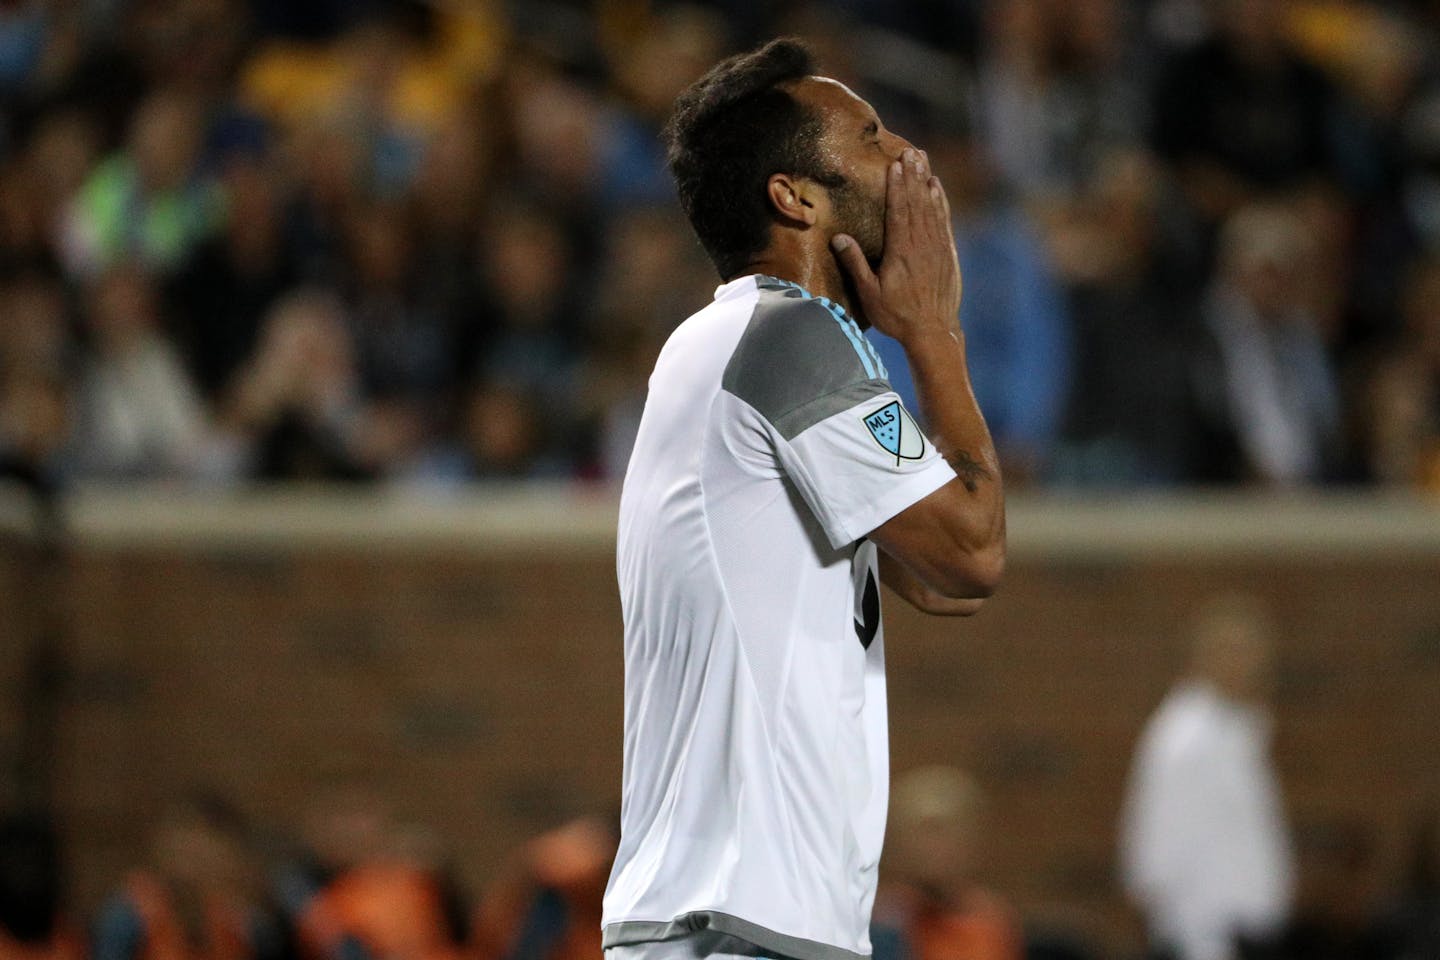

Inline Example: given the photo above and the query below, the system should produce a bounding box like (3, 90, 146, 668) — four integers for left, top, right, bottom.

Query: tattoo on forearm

(945, 449, 992, 493)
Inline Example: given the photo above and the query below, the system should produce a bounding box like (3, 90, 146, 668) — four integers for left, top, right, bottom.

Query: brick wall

(3, 492, 1439, 955)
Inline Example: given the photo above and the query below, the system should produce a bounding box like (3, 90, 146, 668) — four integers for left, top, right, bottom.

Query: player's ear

(766, 173, 819, 227)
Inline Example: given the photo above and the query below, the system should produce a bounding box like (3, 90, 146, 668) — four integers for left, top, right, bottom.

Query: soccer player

(602, 39, 1007, 960)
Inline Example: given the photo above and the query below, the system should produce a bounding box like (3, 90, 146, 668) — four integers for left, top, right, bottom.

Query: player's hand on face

(831, 147, 962, 347)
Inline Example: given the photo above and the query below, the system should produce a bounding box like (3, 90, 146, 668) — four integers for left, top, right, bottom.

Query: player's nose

(882, 131, 916, 164)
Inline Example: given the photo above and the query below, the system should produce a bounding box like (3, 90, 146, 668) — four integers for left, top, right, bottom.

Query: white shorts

(605, 931, 782, 960)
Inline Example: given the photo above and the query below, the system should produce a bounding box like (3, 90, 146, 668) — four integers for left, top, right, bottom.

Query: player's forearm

(901, 328, 1005, 547)
(879, 550, 985, 616)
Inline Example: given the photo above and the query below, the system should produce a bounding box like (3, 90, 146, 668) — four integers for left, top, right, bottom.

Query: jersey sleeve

(721, 284, 957, 549)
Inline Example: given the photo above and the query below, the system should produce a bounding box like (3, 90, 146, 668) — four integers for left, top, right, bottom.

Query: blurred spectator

(0, 0, 95, 119)
(167, 157, 296, 402)
(463, 200, 582, 426)
(975, 0, 1147, 203)
(577, 205, 712, 480)
(0, 361, 71, 491)
(0, 274, 73, 489)
(1151, 0, 1354, 227)
(1050, 0, 1151, 172)
(973, 0, 1055, 198)
(1049, 149, 1209, 486)
(92, 795, 283, 960)
(252, 3, 495, 283)
(277, 118, 367, 287)
(340, 200, 447, 469)
(870, 766, 1024, 960)
(221, 289, 376, 482)
(1197, 203, 1342, 486)
(584, 205, 714, 344)
(1288, 3, 1427, 349)
(868, 121, 1071, 482)
(407, 107, 494, 344)
(343, 201, 446, 398)
(495, 55, 602, 213)
(0, 2, 54, 98)
(70, 264, 214, 481)
(407, 379, 569, 485)
(27, 1, 142, 149)
(0, 273, 70, 372)
(1120, 594, 1294, 960)
(0, 0, 1431, 492)
(0, 110, 99, 275)
(596, 5, 726, 209)
(59, 88, 222, 278)
(480, 51, 608, 325)
(1149, 0, 1374, 354)
(284, 789, 464, 960)
(145, 0, 252, 107)
(0, 813, 81, 960)
(472, 815, 616, 960)
(0, 154, 46, 273)
(239, 5, 497, 147)
(585, 338, 655, 483)
(1398, 89, 1440, 255)
(1363, 256, 1440, 492)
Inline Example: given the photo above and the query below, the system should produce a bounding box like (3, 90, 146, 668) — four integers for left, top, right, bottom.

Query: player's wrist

(896, 325, 963, 355)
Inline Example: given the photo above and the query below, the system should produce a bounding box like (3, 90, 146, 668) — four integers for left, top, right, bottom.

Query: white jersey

(602, 275, 957, 960)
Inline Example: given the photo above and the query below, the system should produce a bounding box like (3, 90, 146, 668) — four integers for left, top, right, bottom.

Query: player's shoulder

(721, 277, 890, 439)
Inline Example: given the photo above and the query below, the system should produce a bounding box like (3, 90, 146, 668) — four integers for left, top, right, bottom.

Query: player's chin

(846, 229, 881, 269)
(860, 226, 884, 266)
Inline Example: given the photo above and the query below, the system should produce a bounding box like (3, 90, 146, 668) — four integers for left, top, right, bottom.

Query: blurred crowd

(0, 757, 1435, 960)
(5, 592, 1438, 960)
(0, 0, 1437, 491)
(0, 789, 617, 960)
(6, 4, 1440, 959)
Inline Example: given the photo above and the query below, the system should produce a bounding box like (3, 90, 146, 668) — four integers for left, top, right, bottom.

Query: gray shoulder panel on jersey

(721, 283, 890, 441)
(603, 912, 869, 960)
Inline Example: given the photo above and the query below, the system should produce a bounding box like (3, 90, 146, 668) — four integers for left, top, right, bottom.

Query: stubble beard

(829, 175, 886, 269)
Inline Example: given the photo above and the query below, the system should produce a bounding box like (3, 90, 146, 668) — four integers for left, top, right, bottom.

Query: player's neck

(744, 244, 862, 325)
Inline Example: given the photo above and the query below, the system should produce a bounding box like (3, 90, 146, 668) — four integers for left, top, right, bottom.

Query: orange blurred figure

(300, 865, 461, 960)
(472, 816, 617, 960)
(872, 767, 1023, 960)
(293, 792, 463, 960)
(91, 796, 278, 960)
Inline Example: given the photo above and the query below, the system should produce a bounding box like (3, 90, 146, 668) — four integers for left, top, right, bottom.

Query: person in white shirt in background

(72, 263, 211, 481)
(1119, 594, 1294, 960)
(1202, 203, 1341, 486)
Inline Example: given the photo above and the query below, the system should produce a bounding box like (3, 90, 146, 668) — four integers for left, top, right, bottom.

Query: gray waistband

(602, 911, 869, 960)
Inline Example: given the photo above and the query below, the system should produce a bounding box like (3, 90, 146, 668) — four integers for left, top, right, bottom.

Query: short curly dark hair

(664, 38, 845, 279)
